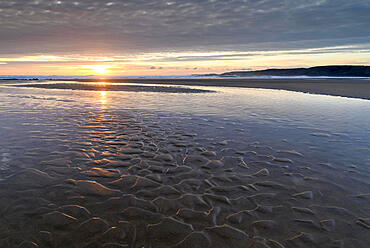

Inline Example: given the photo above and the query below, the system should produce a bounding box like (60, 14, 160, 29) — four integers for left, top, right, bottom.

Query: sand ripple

(0, 108, 369, 247)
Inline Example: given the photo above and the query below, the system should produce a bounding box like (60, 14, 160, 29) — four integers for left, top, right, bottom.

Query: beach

(0, 82, 369, 247)
(55, 78, 370, 100)
(2, 0, 369, 246)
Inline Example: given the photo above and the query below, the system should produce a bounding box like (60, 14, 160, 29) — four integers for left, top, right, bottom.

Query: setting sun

(82, 65, 110, 74)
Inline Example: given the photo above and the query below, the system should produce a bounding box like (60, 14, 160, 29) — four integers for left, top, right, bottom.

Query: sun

(82, 65, 110, 74)
(90, 65, 109, 74)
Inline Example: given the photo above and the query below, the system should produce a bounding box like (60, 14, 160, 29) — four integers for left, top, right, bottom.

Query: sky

(0, 0, 369, 76)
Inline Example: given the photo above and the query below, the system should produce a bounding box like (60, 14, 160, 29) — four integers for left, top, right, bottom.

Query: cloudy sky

(0, 0, 369, 75)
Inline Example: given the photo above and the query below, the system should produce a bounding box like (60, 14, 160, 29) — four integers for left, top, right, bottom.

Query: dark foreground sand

(0, 106, 369, 247)
(56, 78, 370, 100)
(13, 83, 213, 93)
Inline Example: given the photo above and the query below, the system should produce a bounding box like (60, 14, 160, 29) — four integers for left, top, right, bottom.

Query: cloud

(1, 44, 370, 65)
(0, 0, 369, 56)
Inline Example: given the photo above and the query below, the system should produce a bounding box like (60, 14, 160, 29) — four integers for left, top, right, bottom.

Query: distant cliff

(209, 66, 370, 77)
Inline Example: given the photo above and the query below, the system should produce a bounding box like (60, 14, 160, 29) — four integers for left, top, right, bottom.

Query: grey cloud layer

(0, 0, 369, 55)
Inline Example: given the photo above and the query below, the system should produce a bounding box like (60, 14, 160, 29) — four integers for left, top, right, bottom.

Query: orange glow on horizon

(0, 46, 369, 76)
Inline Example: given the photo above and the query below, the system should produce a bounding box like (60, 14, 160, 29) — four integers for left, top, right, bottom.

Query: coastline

(54, 78, 370, 100)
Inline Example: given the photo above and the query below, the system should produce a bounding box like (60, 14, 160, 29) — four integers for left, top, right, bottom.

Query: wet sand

(56, 78, 370, 100)
(13, 83, 214, 93)
(0, 109, 369, 247)
(0, 84, 369, 247)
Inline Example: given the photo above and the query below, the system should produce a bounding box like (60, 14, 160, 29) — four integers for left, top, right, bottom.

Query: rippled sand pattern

(0, 84, 369, 248)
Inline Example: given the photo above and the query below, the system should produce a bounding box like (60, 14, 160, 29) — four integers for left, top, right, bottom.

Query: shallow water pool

(0, 81, 369, 247)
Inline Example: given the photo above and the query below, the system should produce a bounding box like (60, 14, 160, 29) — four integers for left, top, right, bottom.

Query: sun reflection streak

(99, 91, 107, 105)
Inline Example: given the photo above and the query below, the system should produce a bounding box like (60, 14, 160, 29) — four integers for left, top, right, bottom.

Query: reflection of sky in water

(1, 81, 369, 248)
(0, 81, 369, 177)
